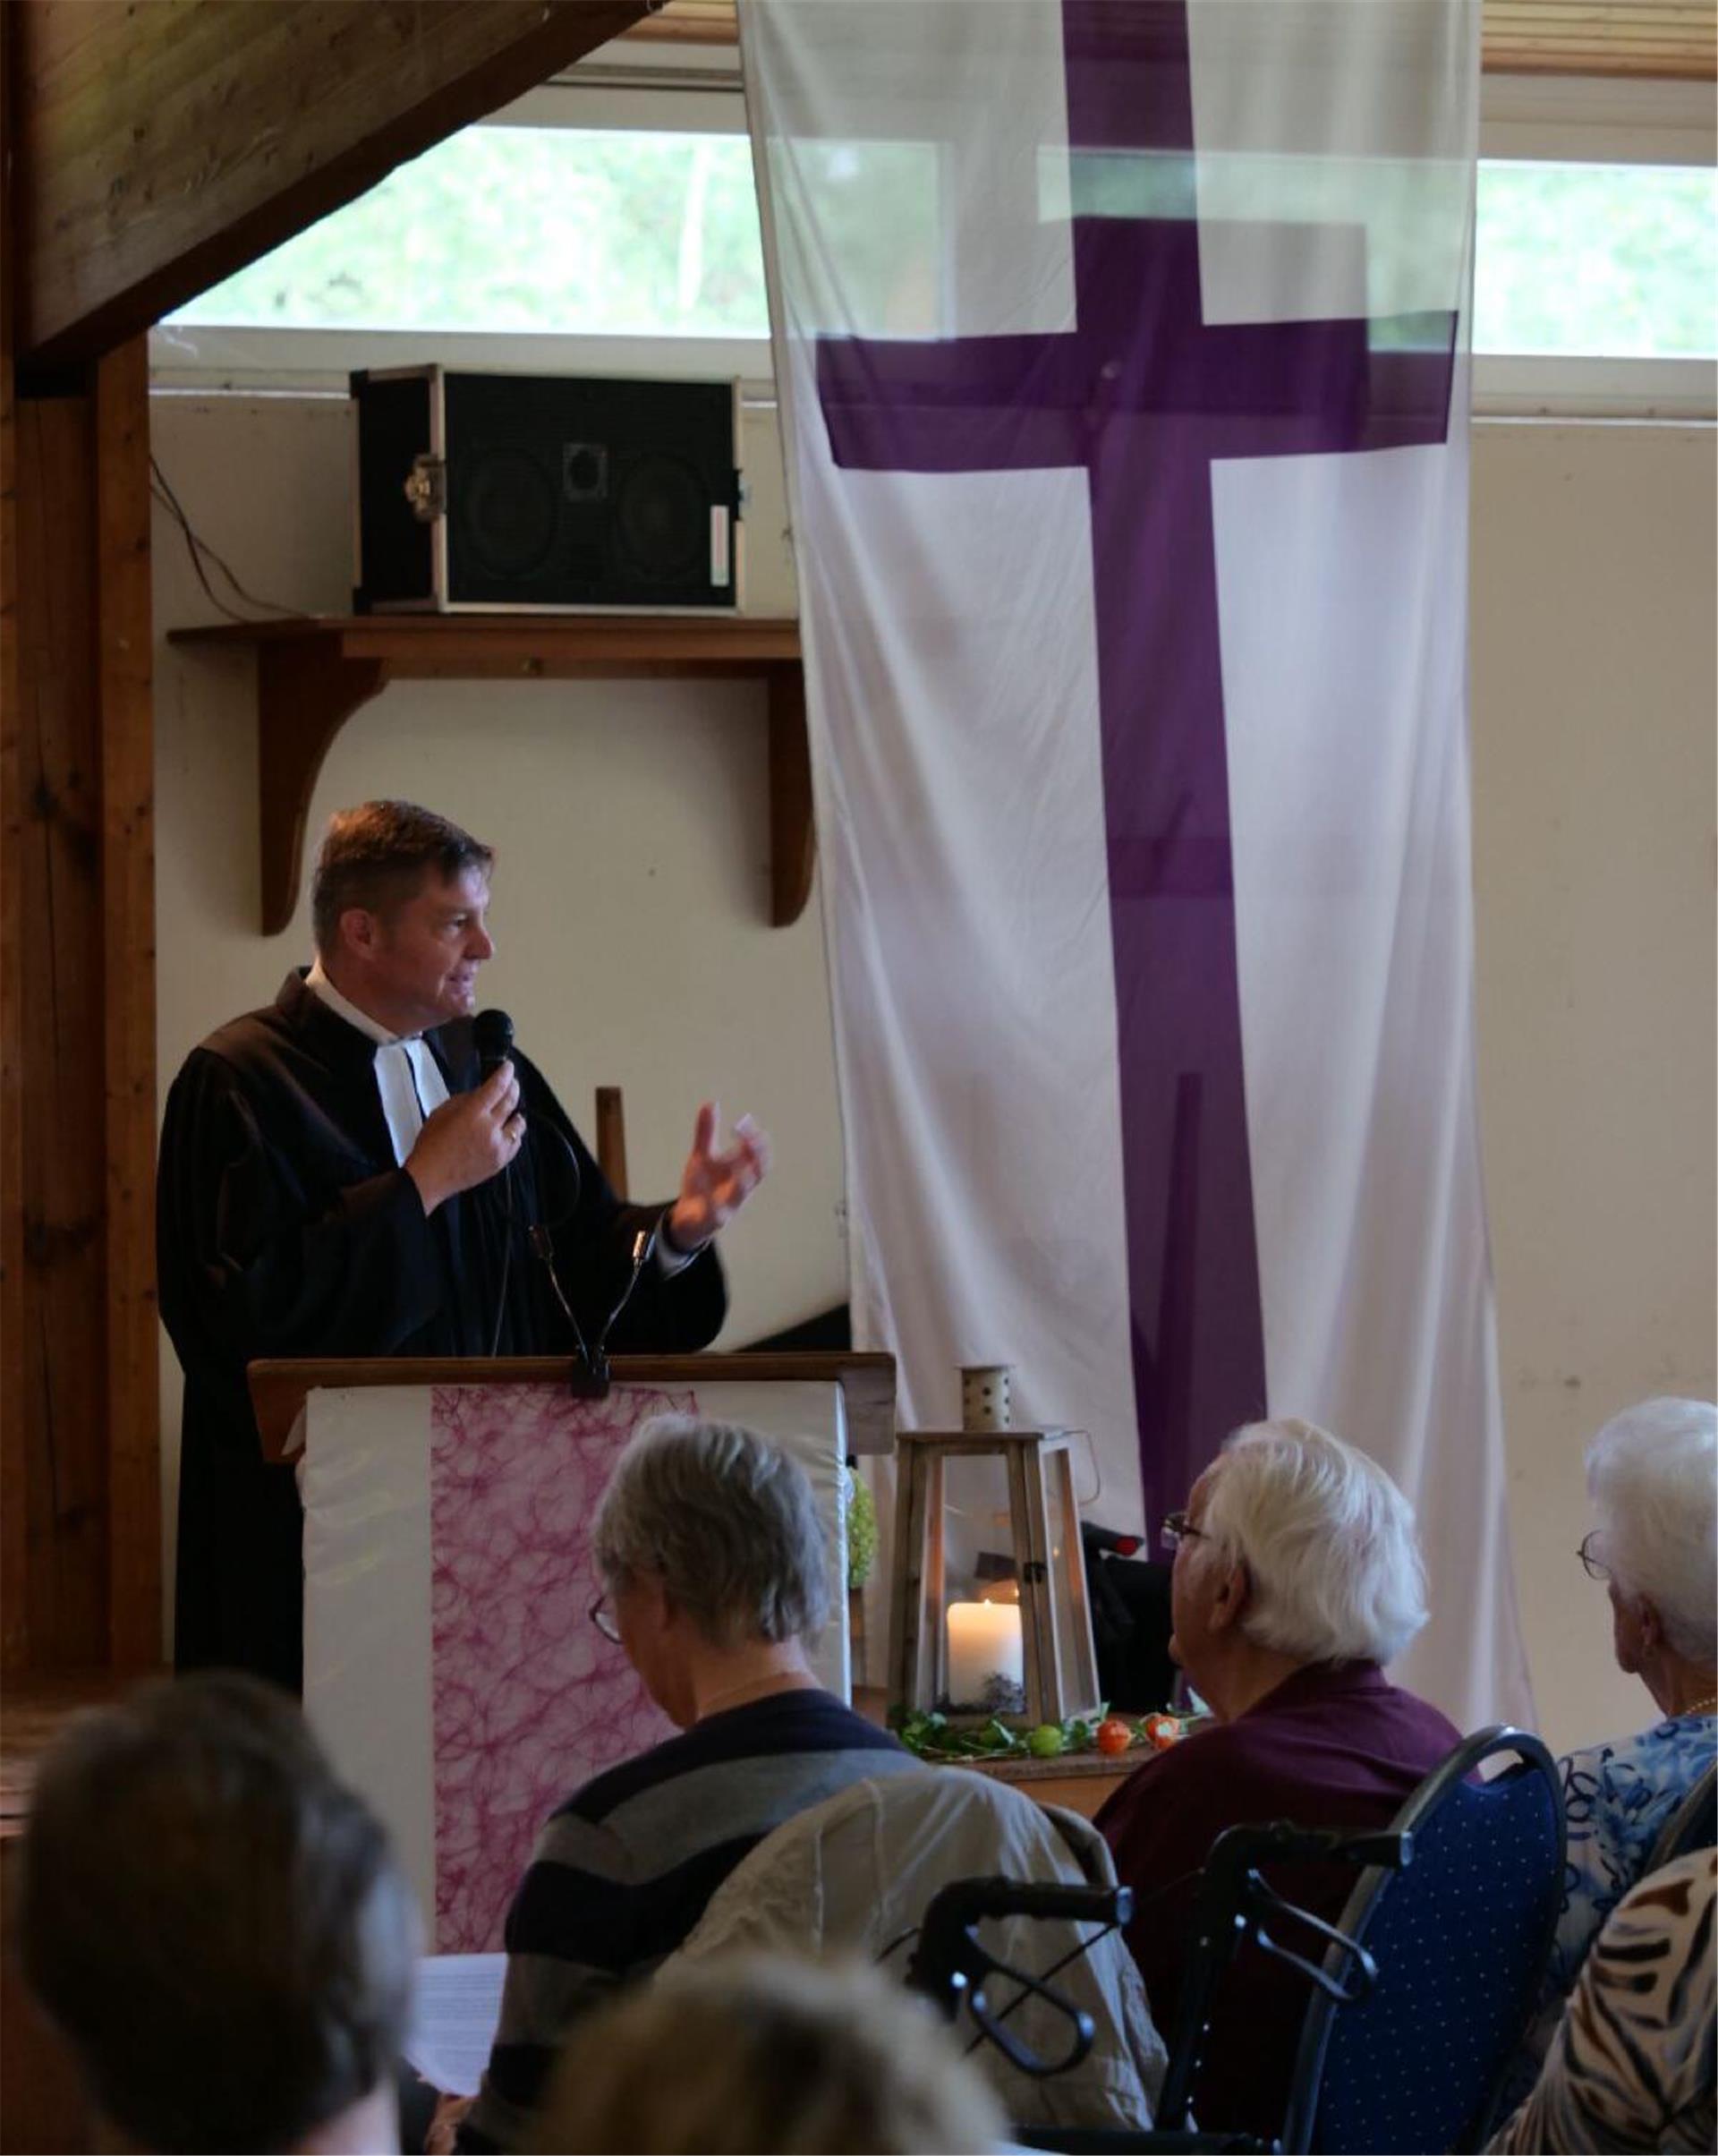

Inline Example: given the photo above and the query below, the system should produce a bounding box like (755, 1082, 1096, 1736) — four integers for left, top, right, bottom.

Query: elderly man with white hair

(1096, 1417, 1459, 2143)
(1511, 1394, 1716, 2084)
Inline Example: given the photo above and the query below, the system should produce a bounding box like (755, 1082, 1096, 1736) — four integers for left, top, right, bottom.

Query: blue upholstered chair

(1280, 1726, 1565, 2156)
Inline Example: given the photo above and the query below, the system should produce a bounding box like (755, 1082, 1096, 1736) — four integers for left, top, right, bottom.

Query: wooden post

(96, 340, 159, 1670)
(891, 1441, 931, 1715)
(594, 1086, 629, 1200)
(1, 1, 30, 1673)
(14, 387, 109, 1667)
(767, 664, 816, 927)
(2, 330, 157, 1675)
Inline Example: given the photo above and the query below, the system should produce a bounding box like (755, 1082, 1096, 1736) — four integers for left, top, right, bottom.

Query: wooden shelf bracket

(257, 632, 389, 935)
(167, 614, 813, 936)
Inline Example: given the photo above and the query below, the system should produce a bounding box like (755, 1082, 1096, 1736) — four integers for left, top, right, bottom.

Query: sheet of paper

(405, 1953, 507, 2097)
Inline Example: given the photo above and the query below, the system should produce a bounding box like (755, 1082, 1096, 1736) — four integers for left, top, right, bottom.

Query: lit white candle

(946, 1599, 1024, 1707)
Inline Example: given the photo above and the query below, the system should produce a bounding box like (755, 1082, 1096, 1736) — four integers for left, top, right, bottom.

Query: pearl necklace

(1678, 1693, 1717, 1718)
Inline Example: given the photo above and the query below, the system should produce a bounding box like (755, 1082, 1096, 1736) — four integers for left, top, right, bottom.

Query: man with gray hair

(458, 1417, 923, 2154)
(1096, 1418, 1459, 2143)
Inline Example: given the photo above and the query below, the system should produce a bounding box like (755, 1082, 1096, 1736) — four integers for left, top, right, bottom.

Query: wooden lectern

(248, 1352, 894, 1953)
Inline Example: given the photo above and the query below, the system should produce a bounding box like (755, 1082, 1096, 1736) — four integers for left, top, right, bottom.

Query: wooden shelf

(166, 613, 812, 934)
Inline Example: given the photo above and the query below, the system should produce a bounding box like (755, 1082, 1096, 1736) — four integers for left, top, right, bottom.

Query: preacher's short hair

(592, 1416, 831, 1650)
(310, 799, 493, 955)
(1201, 1417, 1429, 1668)
(1586, 1396, 1717, 1665)
(532, 1951, 1006, 2154)
(16, 1674, 418, 2155)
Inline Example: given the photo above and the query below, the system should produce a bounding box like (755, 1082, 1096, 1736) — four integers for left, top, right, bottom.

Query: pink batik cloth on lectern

(428, 1383, 689, 1951)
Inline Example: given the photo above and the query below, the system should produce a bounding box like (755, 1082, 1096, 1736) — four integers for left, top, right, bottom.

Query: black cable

(959, 1920, 1121, 2058)
(152, 452, 303, 614)
(152, 476, 253, 625)
(875, 1925, 922, 1967)
(1126, 1866, 1205, 1917)
(487, 1158, 515, 1358)
(150, 453, 307, 623)
(531, 1222, 593, 1367)
(528, 1112, 584, 1237)
(510, 1120, 594, 1366)
(470, 1054, 587, 1360)
(486, 1110, 579, 1357)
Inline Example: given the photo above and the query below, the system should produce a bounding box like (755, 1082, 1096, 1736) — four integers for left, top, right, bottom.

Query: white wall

(1470, 420, 1716, 1752)
(151, 391, 1715, 1753)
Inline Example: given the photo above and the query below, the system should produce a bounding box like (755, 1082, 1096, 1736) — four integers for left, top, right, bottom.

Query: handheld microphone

(473, 1007, 515, 1077)
(475, 1004, 581, 1227)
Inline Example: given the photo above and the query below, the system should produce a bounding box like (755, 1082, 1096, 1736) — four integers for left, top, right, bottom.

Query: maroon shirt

(1096, 1660, 1459, 2140)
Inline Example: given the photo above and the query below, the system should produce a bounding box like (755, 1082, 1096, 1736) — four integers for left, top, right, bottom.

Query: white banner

(744, 0, 1530, 1729)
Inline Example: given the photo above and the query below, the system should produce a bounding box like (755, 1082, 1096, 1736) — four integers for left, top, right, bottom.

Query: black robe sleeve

(506, 1050, 727, 1358)
(157, 1047, 447, 1440)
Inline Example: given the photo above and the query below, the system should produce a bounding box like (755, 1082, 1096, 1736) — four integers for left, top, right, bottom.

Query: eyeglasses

(1577, 1531, 1611, 1583)
(590, 1596, 622, 1644)
(1161, 1509, 1209, 1555)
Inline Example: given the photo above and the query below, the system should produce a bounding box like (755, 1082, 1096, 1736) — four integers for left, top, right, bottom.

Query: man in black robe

(158, 801, 769, 1692)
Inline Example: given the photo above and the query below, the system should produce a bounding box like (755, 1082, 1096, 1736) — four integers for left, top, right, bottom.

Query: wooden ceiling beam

(12, 0, 651, 374)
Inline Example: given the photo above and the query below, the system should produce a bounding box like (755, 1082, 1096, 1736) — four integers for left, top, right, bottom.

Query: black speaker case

(351, 363, 746, 616)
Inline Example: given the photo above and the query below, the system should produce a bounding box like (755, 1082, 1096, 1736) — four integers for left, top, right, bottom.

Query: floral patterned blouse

(1515, 1710, 1717, 2077)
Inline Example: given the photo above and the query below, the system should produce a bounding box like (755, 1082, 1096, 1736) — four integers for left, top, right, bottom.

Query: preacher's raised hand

(666, 1102, 771, 1255)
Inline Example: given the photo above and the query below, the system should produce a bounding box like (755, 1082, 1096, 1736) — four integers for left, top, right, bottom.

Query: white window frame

(1476, 73, 1714, 419)
(149, 50, 1714, 421)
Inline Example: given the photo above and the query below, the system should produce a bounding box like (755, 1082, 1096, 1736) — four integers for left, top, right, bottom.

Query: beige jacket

(672, 1767, 1167, 2135)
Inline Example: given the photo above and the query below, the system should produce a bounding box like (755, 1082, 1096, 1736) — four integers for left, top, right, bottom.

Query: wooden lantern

(888, 1425, 1101, 1726)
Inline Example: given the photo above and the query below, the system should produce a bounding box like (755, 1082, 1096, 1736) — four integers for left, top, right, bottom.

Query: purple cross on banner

(813, 0, 1458, 1524)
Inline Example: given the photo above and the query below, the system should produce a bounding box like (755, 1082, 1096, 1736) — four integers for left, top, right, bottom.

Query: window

(168, 126, 772, 341)
(151, 72, 776, 388)
(1475, 159, 1714, 358)
(154, 67, 1714, 417)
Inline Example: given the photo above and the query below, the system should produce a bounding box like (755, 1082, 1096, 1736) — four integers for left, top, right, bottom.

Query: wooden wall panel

(13, 0, 649, 371)
(95, 341, 158, 1671)
(1, 3, 29, 1673)
(3, 335, 157, 1673)
(13, 389, 109, 1668)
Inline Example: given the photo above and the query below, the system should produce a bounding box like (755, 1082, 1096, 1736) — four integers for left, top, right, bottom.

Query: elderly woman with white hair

(1511, 1395, 1717, 2083)
(457, 1417, 922, 2156)
(1096, 1417, 1460, 2143)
